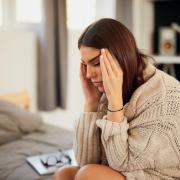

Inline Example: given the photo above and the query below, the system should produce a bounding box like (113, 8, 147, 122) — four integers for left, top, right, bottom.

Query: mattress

(0, 124, 73, 180)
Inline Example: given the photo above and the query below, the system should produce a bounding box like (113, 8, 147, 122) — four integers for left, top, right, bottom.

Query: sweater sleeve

(73, 112, 105, 167)
(96, 114, 180, 174)
(96, 117, 130, 171)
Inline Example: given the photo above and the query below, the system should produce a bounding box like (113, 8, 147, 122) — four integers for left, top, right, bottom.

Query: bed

(0, 91, 73, 180)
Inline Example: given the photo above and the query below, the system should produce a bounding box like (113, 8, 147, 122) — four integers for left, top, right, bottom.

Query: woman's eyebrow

(81, 53, 101, 64)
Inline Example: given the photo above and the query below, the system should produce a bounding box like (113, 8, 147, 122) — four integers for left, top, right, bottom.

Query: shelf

(153, 55, 180, 64)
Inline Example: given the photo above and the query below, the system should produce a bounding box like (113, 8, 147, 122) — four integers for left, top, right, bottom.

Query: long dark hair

(78, 18, 148, 104)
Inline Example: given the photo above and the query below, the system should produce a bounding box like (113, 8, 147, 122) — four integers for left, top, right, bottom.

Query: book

(26, 149, 77, 175)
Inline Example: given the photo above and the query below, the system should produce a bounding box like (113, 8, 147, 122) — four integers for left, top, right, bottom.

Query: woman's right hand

(80, 63, 102, 112)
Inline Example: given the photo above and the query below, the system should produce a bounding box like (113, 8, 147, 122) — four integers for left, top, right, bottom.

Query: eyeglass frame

(40, 149, 72, 168)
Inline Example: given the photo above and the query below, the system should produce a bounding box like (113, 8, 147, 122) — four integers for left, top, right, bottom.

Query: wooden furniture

(0, 91, 31, 110)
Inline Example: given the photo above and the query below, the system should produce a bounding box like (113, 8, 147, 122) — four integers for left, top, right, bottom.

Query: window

(67, 0, 96, 30)
(16, 0, 43, 23)
(0, 0, 3, 26)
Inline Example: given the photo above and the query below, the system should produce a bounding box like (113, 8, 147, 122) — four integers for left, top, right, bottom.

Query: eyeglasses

(40, 149, 72, 168)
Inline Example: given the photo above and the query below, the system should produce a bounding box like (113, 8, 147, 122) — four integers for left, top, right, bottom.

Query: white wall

(132, 0, 154, 53)
(0, 31, 37, 110)
(96, 0, 116, 20)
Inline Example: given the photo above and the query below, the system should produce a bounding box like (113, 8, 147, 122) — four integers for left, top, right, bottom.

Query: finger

(100, 55, 108, 80)
(105, 49, 121, 74)
(80, 63, 83, 77)
(80, 63, 84, 81)
(101, 49, 114, 77)
(80, 63, 87, 79)
(103, 49, 115, 72)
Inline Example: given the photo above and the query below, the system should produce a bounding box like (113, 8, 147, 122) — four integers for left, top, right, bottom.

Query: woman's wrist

(84, 101, 99, 112)
(107, 108, 124, 122)
(107, 106, 123, 112)
(107, 99, 124, 122)
(108, 102, 123, 111)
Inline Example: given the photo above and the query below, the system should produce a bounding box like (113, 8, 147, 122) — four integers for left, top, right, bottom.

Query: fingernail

(101, 49, 105, 53)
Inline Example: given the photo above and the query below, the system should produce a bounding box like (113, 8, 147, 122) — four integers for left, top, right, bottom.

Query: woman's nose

(86, 66, 95, 79)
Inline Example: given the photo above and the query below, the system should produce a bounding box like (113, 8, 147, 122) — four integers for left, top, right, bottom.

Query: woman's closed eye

(93, 62, 100, 66)
(92, 58, 100, 67)
(81, 62, 100, 67)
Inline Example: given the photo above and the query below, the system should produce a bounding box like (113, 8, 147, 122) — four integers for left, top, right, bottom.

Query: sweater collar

(124, 61, 157, 121)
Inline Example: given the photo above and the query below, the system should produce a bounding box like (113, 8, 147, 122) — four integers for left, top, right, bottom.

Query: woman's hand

(80, 63, 102, 111)
(100, 49, 123, 110)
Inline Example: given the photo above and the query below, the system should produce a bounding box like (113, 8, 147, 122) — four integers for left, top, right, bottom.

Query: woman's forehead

(80, 46, 100, 62)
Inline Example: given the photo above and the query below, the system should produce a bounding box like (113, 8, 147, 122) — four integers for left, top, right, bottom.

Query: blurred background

(0, 0, 179, 130)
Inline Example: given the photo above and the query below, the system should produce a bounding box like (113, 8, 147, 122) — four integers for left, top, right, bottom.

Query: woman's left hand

(100, 49, 123, 109)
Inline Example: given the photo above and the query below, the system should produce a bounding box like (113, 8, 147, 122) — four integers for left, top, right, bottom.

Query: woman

(53, 18, 180, 180)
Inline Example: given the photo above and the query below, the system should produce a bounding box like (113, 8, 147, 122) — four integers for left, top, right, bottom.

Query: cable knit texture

(73, 62, 180, 180)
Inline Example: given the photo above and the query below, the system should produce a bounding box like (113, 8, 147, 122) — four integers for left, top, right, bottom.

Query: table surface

(153, 55, 180, 64)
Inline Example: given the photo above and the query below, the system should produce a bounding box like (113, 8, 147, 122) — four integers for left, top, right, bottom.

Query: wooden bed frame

(0, 91, 31, 110)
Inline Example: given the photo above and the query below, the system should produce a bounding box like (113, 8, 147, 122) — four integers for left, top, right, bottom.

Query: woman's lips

(92, 81, 103, 86)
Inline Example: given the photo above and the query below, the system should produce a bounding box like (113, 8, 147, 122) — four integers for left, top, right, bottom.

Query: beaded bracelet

(107, 106, 123, 112)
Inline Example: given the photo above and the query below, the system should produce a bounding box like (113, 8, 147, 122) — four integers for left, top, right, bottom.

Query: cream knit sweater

(73, 62, 180, 180)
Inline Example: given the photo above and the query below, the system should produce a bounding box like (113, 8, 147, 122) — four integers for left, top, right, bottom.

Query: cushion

(0, 100, 43, 145)
(0, 129, 21, 145)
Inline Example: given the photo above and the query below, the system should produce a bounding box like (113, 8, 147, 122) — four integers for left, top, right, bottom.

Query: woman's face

(80, 45, 105, 92)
